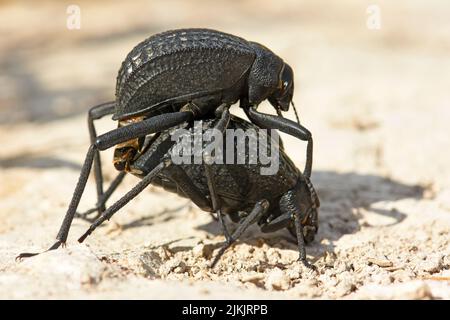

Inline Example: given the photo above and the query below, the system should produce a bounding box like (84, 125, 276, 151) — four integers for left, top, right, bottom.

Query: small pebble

(265, 268, 290, 290)
(417, 253, 443, 273)
(240, 272, 265, 284)
(368, 258, 393, 268)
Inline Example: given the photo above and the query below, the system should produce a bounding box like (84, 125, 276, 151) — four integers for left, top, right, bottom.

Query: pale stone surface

(356, 281, 434, 300)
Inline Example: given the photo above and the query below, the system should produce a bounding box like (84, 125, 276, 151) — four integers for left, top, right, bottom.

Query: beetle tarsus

(16, 240, 64, 261)
(15, 252, 39, 261)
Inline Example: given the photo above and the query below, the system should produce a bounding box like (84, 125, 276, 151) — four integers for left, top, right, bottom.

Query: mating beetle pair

(78, 114, 320, 267)
(18, 28, 319, 267)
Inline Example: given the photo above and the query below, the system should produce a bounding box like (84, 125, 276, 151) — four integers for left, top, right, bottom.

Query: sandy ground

(0, 0, 449, 299)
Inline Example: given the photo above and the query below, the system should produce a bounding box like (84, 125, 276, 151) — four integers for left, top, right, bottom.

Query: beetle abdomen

(115, 29, 256, 119)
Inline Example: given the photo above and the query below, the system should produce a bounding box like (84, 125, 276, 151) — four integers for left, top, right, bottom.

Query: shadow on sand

(193, 170, 425, 260)
(91, 170, 424, 262)
(0, 153, 82, 171)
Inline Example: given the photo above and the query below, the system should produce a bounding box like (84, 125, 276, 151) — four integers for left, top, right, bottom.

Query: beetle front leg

(245, 106, 313, 178)
(16, 111, 193, 259)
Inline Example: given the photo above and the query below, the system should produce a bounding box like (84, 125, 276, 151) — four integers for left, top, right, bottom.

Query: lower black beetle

(19, 111, 319, 267)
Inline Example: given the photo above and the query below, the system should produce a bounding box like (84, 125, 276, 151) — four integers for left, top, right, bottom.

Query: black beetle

(17, 28, 315, 259)
(76, 114, 320, 267)
(115, 28, 296, 119)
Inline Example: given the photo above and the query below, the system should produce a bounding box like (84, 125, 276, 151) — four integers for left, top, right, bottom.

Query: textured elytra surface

(115, 29, 256, 119)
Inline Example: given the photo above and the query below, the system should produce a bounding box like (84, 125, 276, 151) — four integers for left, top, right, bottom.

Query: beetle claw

(16, 240, 64, 261)
(15, 252, 39, 261)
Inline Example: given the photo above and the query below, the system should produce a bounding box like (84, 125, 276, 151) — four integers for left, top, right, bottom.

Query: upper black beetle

(113, 28, 313, 175)
(115, 28, 295, 120)
(17, 28, 314, 258)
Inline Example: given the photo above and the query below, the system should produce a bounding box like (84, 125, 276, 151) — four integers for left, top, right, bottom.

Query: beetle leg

(204, 163, 231, 243)
(87, 102, 116, 216)
(77, 101, 125, 222)
(76, 171, 126, 222)
(78, 160, 170, 243)
(16, 145, 97, 259)
(293, 209, 316, 270)
(84, 142, 214, 225)
(211, 199, 269, 267)
(245, 106, 313, 178)
(216, 210, 231, 243)
(285, 199, 316, 270)
(260, 211, 292, 233)
(203, 104, 232, 242)
(274, 182, 316, 269)
(163, 165, 212, 211)
(16, 111, 193, 260)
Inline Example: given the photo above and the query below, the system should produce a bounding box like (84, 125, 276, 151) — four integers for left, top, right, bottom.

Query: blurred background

(0, 0, 449, 299)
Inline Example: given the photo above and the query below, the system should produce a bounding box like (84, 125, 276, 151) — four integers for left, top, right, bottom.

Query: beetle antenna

(291, 101, 301, 125)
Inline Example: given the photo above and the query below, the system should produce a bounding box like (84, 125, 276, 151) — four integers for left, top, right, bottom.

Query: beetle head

(269, 63, 294, 112)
